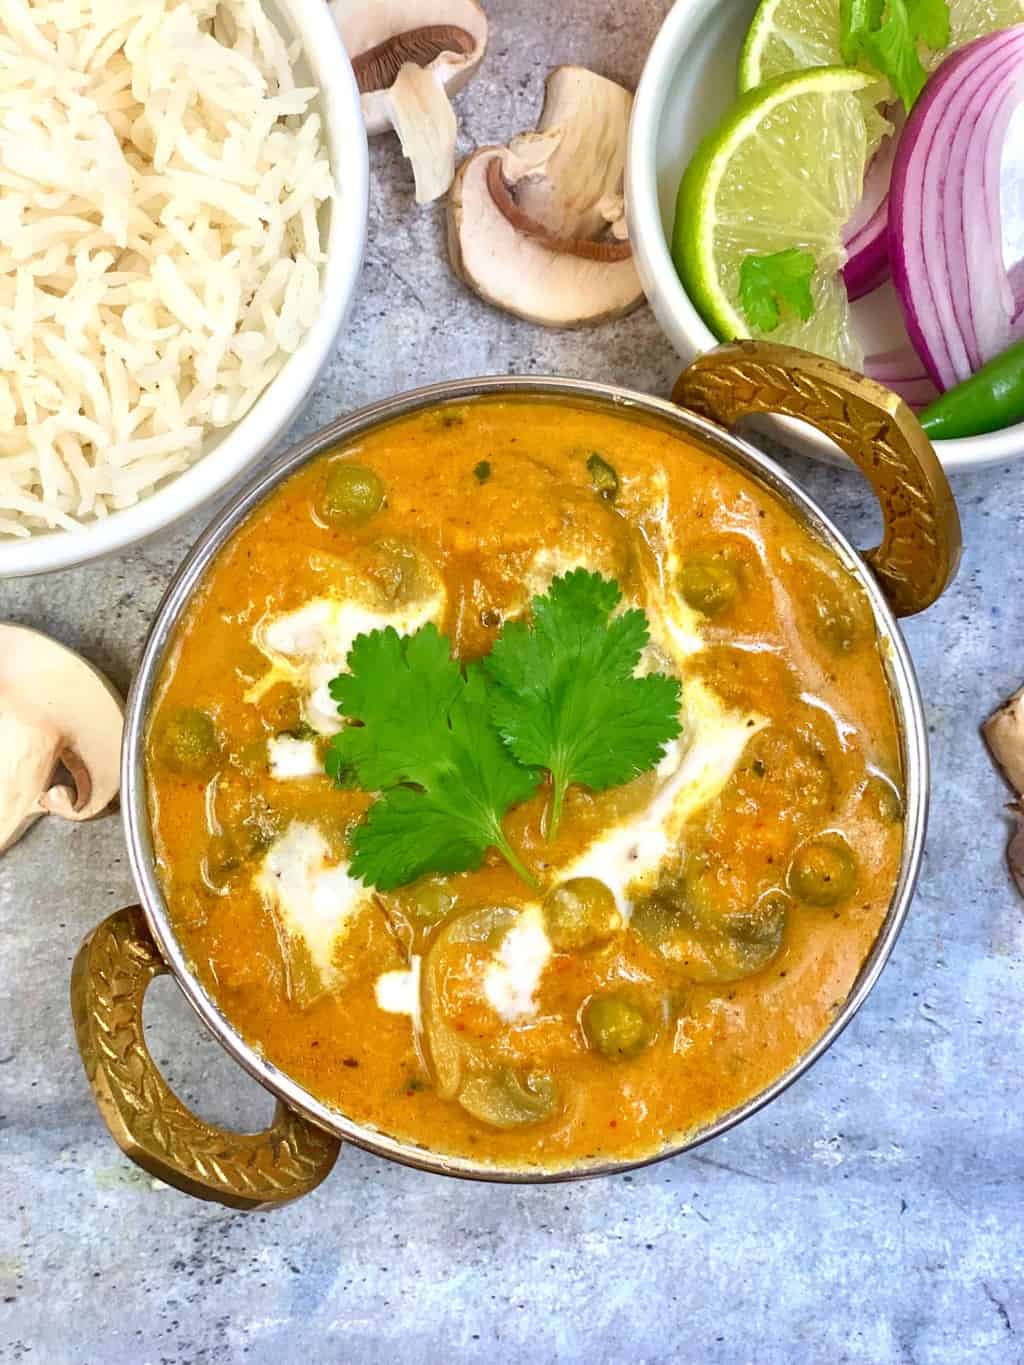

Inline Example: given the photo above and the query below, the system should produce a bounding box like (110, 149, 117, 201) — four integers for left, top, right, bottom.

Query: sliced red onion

(1009, 257, 1024, 321)
(890, 27, 1024, 391)
(843, 200, 890, 299)
(864, 346, 939, 408)
(842, 110, 903, 301)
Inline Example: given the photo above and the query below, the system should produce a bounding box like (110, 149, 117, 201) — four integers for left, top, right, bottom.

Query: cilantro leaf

(841, 0, 950, 109)
(738, 249, 816, 334)
(840, 0, 884, 63)
(907, 0, 950, 51)
(326, 626, 539, 891)
(862, 0, 928, 108)
(484, 570, 682, 839)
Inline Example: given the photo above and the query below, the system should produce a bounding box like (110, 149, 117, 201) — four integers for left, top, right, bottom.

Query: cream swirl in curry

(147, 398, 903, 1169)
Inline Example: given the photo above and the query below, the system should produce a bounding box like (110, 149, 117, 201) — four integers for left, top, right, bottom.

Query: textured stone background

(1, 3, 1022, 1362)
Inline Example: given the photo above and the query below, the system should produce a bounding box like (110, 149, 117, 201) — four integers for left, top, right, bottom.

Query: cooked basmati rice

(0, 0, 334, 538)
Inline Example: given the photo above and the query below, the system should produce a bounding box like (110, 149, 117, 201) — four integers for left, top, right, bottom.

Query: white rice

(0, 0, 334, 538)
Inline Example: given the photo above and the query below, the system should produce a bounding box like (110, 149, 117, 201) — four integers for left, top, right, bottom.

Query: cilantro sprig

(326, 573, 683, 889)
(484, 570, 682, 839)
(738, 248, 816, 334)
(841, 0, 951, 109)
(326, 625, 540, 891)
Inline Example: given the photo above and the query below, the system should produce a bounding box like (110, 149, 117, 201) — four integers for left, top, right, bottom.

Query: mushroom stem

(42, 746, 93, 817)
(352, 25, 475, 94)
(484, 159, 633, 263)
(0, 624, 123, 855)
(387, 63, 458, 206)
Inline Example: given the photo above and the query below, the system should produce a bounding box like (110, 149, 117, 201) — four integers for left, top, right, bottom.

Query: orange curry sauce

(147, 398, 903, 1170)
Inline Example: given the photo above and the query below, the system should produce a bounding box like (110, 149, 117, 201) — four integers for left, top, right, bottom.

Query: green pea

(808, 574, 862, 653)
(203, 829, 269, 891)
(739, 725, 834, 813)
(154, 707, 221, 778)
(370, 537, 427, 604)
(865, 773, 903, 824)
(408, 875, 455, 925)
(582, 993, 654, 1060)
(788, 834, 858, 907)
(542, 877, 621, 952)
(318, 462, 384, 525)
(679, 554, 740, 616)
(587, 452, 619, 501)
(261, 683, 303, 735)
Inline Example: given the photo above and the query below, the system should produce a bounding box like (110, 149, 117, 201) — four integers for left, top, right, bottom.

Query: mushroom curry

(147, 398, 903, 1170)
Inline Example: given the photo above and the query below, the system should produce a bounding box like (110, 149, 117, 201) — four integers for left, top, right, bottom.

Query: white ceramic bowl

(0, 0, 369, 578)
(626, 0, 1023, 473)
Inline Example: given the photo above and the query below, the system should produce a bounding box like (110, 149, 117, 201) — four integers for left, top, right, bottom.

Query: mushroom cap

(330, 0, 488, 136)
(447, 65, 644, 328)
(0, 624, 123, 855)
(514, 66, 634, 242)
(985, 686, 1024, 794)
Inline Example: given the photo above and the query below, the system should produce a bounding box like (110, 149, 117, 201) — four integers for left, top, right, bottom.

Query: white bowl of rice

(0, 0, 368, 577)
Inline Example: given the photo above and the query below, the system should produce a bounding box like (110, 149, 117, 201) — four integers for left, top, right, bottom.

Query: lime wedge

(673, 67, 885, 367)
(739, 0, 1024, 91)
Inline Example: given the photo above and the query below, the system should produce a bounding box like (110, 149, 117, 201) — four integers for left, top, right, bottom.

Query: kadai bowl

(72, 344, 960, 1206)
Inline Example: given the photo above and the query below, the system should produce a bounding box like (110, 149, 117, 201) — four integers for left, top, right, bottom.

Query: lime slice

(739, 0, 1024, 91)
(739, 0, 839, 90)
(673, 67, 885, 367)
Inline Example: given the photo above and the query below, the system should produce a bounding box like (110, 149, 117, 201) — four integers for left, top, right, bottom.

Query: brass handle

(71, 906, 341, 1210)
(673, 341, 962, 617)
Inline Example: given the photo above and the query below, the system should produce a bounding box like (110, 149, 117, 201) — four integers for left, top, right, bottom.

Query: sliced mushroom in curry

(146, 398, 904, 1171)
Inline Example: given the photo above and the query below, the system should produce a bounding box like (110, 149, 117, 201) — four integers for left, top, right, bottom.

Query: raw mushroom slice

(447, 66, 644, 327)
(0, 624, 123, 855)
(330, 0, 488, 203)
(985, 686, 1024, 794)
(983, 684, 1024, 896)
(1009, 804, 1024, 898)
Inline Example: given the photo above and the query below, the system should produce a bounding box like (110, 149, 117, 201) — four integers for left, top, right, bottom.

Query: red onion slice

(890, 27, 1024, 391)
(972, 71, 1022, 360)
(864, 346, 940, 408)
(842, 110, 903, 301)
(1009, 258, 1024, 320)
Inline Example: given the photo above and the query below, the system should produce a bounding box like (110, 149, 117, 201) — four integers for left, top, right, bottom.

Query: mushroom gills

(485, 160, 631, 264)
(352, 25, 475, 93)
(330, 0, 488, 202)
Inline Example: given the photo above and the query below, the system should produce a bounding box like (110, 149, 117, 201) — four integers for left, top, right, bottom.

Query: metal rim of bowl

(122, 374, 929, 1184)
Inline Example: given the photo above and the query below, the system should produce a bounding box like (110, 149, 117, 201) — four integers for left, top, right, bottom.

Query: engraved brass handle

(71, 906, 341, 1210)
(672, 341, 962, 617)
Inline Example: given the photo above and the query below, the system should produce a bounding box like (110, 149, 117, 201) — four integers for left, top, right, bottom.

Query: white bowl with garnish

(0, 0, 368, 578)
(626, 0, 1024, 473)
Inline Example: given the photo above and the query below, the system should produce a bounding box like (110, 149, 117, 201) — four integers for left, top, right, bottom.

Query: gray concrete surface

(1, 3, 1022, 1362)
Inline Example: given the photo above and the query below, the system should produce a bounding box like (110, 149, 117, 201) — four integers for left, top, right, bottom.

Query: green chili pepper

(919, 338, 1024, 440)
